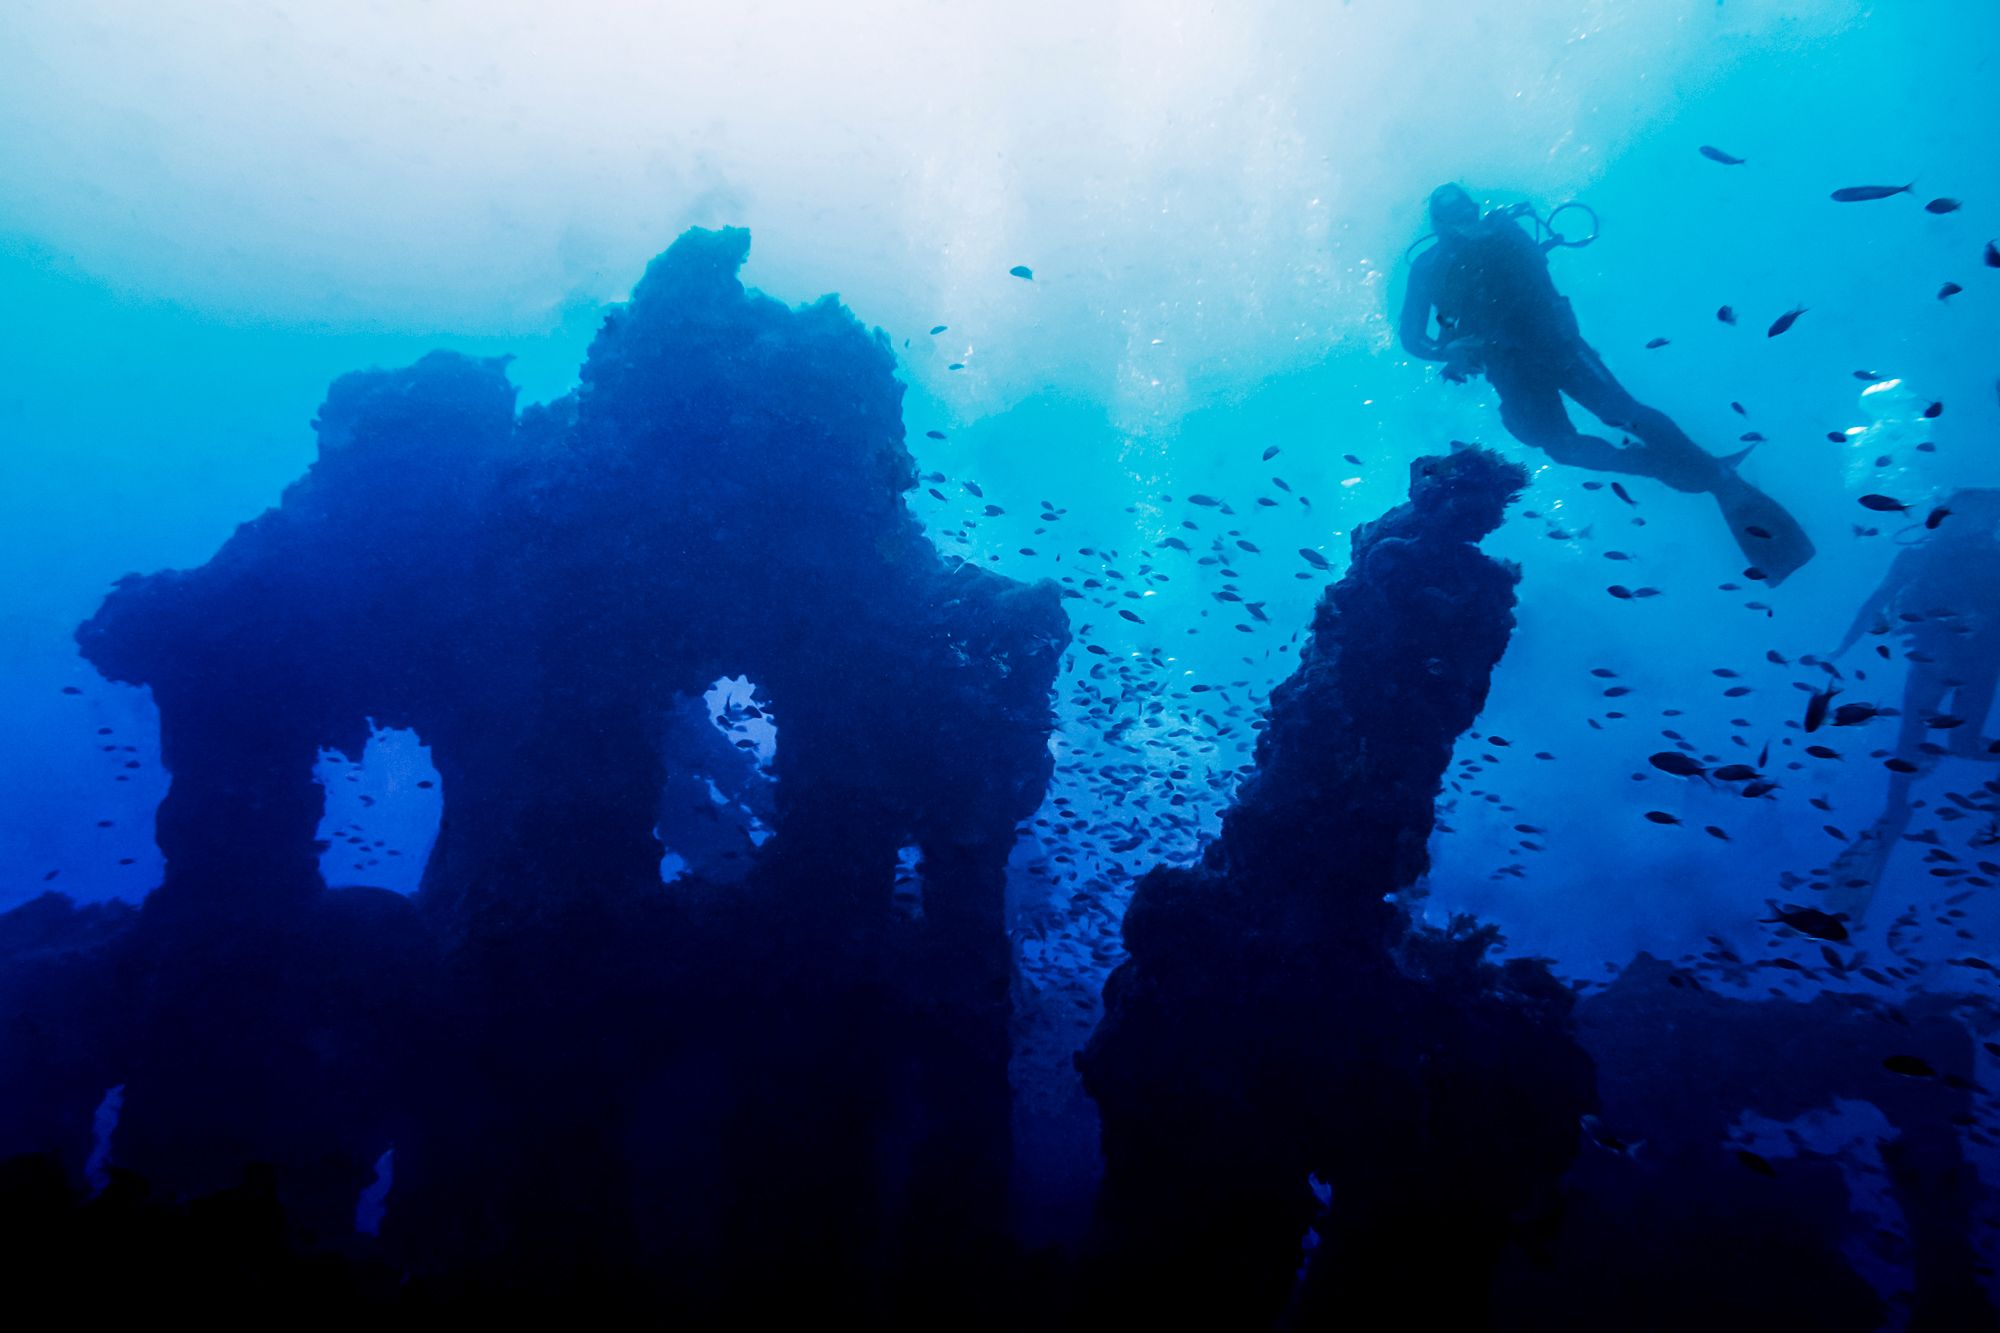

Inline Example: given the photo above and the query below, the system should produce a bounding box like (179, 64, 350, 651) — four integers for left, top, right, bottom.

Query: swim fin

(1711, 472, 1814, 586)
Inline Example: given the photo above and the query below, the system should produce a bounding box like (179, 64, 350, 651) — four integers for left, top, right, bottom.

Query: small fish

(1805, 683, 1839, 733)
(1262, 445, 1280, 461)
(1883, 1054, 1936, 1078)
(1298, 548, 1331, 571)
(1717, 305, 1737, 325)
(1705, 825, 1730, 841)
(1767, 306, 1807, 337)
(1923, 401, 1943, 418)
(1646, 337, 1670, 349)
(1765, 905, 1849, 942)
(1858, 493, 1908, 513)
(1926, 507, 1951, 530)
(929, 324, 948, 335)
(1925, 198, 1961, 214)
(925, 429, 946, 440)
(1650, 752, 1709, 779)
(1700, 145, 1746, 165)
(1009, 265, 1034, 280)
(1731, 401, 1747, 415)
(1644, 810, 1682, 826)
(1611, 482, 1636, 506)
(1987, 240, 2000, 268)
(1830, 183, 1913, 202)
(1938, 281, 1963, 301)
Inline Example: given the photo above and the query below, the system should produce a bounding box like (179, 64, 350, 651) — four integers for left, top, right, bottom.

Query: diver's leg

(1560, 343, 1815, 582)
(1826, 771, 1917, 923)
(1558, 345, 1724, 493)
(1489, 369, 1644, 475)
(1826, 664, 1948, 922)
(1943, 651, 2000, 761)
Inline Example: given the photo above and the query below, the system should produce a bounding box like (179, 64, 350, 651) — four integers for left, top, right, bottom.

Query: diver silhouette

(1825, 489, 2000, 920)
(1400, 183, 1815, 584)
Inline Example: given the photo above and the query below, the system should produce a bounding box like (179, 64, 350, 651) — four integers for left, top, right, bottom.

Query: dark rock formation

(1078, 444, 1596, 1326)
(4, 227, 1067, 1319)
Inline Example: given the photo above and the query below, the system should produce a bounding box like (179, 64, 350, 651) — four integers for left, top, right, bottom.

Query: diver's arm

(1398, 254, 1449, 361)
(1834, 550, 1916, 657)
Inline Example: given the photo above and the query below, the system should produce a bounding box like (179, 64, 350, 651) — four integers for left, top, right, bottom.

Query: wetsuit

(1400, 211, 1815, 583)
(1827, 496, 2000, 918)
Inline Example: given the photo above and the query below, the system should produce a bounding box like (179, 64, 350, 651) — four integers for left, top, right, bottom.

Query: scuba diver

(1400, 183, 1815, 584)
(1824, 489, 2000, 920)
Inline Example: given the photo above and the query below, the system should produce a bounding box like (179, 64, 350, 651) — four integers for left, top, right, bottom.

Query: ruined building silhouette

(3, 228, 1069, 1317)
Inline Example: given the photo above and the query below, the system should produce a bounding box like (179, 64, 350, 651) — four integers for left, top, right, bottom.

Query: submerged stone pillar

(1080, 445, 1593, 1326)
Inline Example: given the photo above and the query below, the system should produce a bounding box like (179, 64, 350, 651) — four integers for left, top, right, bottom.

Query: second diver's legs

(1829, 643, 2000, 924)
(1824, 762, 1920, 924)
(1556, 344, 1816, 584)
(1825, 656, 1956, 923)
(1941, 642, 2000, 760)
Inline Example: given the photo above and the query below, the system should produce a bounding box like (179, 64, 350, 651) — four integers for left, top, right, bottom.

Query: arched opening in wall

(655, 676, 778, 886)
(313, 723, 443, 893)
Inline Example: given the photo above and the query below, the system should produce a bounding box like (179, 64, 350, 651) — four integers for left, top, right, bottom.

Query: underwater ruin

(6, 5, 2000, 1327)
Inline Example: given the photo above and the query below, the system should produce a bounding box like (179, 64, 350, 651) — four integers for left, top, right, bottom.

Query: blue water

(3, 2, 1999, 1323)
